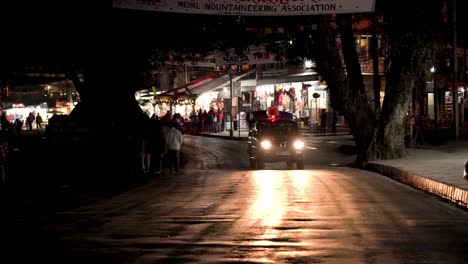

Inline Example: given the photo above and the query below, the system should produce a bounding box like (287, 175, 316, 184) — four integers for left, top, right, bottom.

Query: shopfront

(153, 95, 195, 119)
(252, 80, 329, 121)
(195, 91, 224, 112)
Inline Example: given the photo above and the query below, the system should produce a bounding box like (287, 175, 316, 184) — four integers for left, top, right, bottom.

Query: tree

(131, 4, 444, 166)
(307, 15, 376, 167)
(301, 1, 444, 165)
(5, 2, 446, 177)
(373, 0, 444, 159)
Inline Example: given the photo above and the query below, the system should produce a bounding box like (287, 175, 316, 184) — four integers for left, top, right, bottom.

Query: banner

(216, 45, 286, 66)
(164, 52, 216, 67)
(161, 45, 286, 67)
(113, 0, 376, 16)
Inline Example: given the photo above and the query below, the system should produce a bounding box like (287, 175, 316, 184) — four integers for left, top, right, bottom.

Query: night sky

(2, 0, 466, 74)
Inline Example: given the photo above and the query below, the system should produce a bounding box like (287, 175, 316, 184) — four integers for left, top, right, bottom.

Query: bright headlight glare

(293, 140, 304, 149)
(260, 140, 272, 149)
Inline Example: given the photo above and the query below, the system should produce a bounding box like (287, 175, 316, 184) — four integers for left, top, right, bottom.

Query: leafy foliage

(377, 0, 445, 75)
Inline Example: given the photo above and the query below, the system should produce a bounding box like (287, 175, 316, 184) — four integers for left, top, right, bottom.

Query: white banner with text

(113, 0, 376, 16)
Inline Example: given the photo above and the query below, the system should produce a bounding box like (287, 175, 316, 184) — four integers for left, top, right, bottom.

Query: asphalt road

(3, 135, 468, 264)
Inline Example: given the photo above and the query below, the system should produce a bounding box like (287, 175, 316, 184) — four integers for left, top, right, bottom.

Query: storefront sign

(216, 45, 286, 66)
(233, 81, 242, 97)
(219, 91, 231, 99)
(113, 0, 376, 16)
(160, 45, 283, 67)
(164, 52, 216, 68)
(164, 45, 286, 68)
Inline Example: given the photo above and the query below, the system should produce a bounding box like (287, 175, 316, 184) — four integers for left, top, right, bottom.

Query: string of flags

(243, 16, 378, 37)
(245, 24, 321, 35)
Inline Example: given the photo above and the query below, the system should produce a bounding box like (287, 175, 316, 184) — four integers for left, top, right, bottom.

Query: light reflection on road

(248, 170, 312, 247)
(250, 170, 283, 226)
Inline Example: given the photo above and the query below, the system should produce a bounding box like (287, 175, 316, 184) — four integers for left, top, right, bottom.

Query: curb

(198, 134, 248, 141)
(366, 163, 468, 209)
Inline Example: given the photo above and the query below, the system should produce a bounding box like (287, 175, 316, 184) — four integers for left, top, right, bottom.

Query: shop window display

(254, 83, 307, 119)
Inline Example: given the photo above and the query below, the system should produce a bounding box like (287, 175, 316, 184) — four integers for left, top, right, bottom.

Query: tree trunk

(374, 0, 444, 159)
(337, 15, 377, 167)
(375, 54, 413, 159)
(374, 33, 437, 159)
(63, 12, 154, 181)
(313, 15, 377, 168)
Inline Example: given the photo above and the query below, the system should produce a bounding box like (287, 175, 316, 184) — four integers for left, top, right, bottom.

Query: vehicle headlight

(293, 140, 304, 150)
(260, 140, 272, 149)
(464, 161, 468, 180)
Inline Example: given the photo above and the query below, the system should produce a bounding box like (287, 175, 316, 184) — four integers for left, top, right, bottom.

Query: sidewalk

(366, 140, 468, 209)
(197, 130, 249, 140)
(197, 129, 468, 210)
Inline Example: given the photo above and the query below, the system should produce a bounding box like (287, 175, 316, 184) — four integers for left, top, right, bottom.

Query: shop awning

(189, 70, 255, 95)
(159, 72, 224, 97)
(256, 69, 318, 85)
(158, 70, 255, 98)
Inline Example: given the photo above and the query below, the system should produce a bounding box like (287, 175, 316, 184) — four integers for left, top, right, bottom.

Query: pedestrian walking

(217, 109, 224, 133)
(165, 123, 183, 174)
(26, 112, 34, 131)
(14, 118, 23, 135)
(331, 109, 337, 135)
(36, 113, 43, 130)
(137, 117, 152, 174)
(320, 109, 327, 136)
(149, 117, 163, 174)
(1, 112, 9, 131)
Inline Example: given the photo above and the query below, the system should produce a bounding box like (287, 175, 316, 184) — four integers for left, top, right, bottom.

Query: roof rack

(247, 110, 294, 122)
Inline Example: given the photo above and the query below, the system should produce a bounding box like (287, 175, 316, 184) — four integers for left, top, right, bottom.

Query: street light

(228, 66, 237, 137)
(313, 92, 320, 129)
(304, 60, 314, 69)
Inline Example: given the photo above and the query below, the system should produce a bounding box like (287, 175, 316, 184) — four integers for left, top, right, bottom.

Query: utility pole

(463, 47, 466, 129)
(453, 0, 459, 141)
(229, 73, 234, 137)
(371, 12, 381, 119)
(464, 46, 467, 119)
(433, 67, 439, 138)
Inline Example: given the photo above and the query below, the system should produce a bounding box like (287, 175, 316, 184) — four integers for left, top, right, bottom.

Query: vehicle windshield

(257, 122, 298, 137)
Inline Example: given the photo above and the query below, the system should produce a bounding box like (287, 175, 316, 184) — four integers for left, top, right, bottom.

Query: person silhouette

(320, 109, 327, 136)
(331, 110, 337, 135)
(36, 113, 43, 130)
(165, 122, 183, 174)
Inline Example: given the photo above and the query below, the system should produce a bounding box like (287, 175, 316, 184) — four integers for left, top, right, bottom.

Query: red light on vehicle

(267, 106, 279, 118)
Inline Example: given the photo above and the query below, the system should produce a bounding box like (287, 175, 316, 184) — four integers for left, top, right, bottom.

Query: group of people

(137, 112, 184, 175)
(190, 108, 225, 134)
(0, 111, 43, 134)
